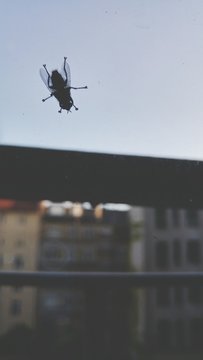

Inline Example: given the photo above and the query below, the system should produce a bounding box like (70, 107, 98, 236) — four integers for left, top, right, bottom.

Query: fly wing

(61, 59, 71, 87)
(39, 67, 54, 92)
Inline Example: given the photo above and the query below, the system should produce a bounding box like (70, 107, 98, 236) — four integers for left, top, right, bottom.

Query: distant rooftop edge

(0, 145, 203, 208)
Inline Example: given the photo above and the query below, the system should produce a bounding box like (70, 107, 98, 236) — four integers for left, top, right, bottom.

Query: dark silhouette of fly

(40, 57, 87, 113)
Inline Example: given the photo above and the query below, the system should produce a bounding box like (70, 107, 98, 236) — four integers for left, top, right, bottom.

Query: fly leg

(58, 108, 62, 113)
(73, 104, 78, 111)
(42, 93, 53, 102)
(43, 64, 51, 77)
(70, 96, 78, 111)
(70, 86, 88, 90)
(69, 86, 88, 110)
(63, 57, 68, 83)
(43, 64, 53, 88)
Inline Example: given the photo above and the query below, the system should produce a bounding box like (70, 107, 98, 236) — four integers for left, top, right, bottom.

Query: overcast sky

(1, 0, 203, 160)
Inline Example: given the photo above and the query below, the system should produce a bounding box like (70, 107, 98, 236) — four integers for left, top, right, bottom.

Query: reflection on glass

(1, 201, 203, 358)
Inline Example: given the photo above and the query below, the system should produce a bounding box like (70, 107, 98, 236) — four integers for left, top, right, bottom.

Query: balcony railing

(0, 271, 203, 288)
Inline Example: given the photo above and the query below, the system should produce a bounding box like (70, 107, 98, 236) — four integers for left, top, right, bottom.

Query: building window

(0, 255, 3, 268)
(190, 318, 203, 348)
(14, 286, 23, 293)
(44, 246, 66, 261)
(187, 240, 200, 265)
(155, 208, 167, 229)
(174, 287, 183, 306)
(171, 209, 180, 227)
(174, 319, 184, 349)
(80, 247, 95, 262)
(185, 209, 198, 227)
(13, 255, 24, 269)
(188, 286, 203, 304)
(173, 239, 181, 267)
(100, 227, 112, 237)
(43, 294, 59, 310)
(18, 215, 27, 224)
(157, 319, 171, 348)
(10, 299, 22, 316)
(16, 239, 24, 247)
(45, 228, 62, 238)
(0, 238, 5, 246)
(68, 226, 80, 240)
(84, 227, 95, 240)
(0, 214, 6, 223)
(155, 241, 169, 269)
(156, 288, 170, 307)
(67, 249, 75, 263)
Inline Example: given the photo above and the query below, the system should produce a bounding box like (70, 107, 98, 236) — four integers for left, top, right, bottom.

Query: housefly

(39, 57, 87, 113)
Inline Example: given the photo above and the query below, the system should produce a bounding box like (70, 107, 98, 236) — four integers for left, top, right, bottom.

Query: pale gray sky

(1, 0, 203, 160)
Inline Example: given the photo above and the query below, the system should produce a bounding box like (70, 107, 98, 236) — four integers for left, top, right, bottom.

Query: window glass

(185, 209, 199, 227)
(1, 1, 203, 160)
(10, 299, 22, 316)
(0, 203, 203, 357)
(155, 241, 169, 269)
(187, 240, 201, 265)
(173, 239, 181, 267)
(155, 208, 167, 229)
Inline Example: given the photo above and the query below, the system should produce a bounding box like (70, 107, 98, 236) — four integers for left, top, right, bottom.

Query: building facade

(37, 202, 131, 360)
(0, 200, 40, 335)
(130, 206, 203, 356)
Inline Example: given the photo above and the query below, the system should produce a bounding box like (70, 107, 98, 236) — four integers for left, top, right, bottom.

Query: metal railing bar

(0, 271, 202, 288)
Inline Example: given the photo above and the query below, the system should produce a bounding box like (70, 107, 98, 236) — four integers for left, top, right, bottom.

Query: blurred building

(0, 200, 40, 335)
(37, 202, 131, 360)
(130, 206, 203, 357)
(129, 206, 146, 352)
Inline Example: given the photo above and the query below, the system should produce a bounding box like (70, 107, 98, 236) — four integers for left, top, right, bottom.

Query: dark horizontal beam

(0, 145, 203, 207)
(0, 271, 203, 288)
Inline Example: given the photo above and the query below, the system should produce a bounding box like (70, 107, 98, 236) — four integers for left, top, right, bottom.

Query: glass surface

(1, 1, 203, 160)
(1, 200, 203, 358)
